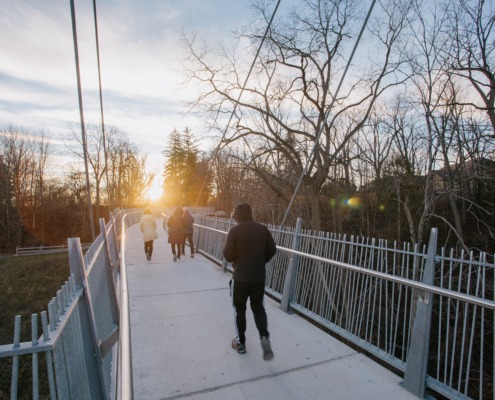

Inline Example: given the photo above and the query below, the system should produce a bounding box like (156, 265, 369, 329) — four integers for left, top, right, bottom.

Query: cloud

(0, 0, 252, 175)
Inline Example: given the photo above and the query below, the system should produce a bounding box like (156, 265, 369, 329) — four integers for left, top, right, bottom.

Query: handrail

(197, 220, 495, 310)
(194, 216, 494, 400)
(276, 245, 495, 310)
(117, 212, 139, 400)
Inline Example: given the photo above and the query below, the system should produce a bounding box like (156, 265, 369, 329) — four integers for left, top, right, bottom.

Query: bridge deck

(125, 220, 417, 400)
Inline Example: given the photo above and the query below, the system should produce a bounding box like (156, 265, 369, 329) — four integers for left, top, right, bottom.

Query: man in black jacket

(223, 203, 277, 361)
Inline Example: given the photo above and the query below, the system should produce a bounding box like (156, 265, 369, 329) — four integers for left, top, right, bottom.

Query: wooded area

(1, 0, 494, 255)
(182, 0, 495, 254)
(0, 124, 156, 252)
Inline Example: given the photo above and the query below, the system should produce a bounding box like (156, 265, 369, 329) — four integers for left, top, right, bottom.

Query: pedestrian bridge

(2, 209, 493, 400)
(125, 219, 415, 400)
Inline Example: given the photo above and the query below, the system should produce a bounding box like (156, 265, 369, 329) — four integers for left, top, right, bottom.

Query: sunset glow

(147, 179, 164, 201)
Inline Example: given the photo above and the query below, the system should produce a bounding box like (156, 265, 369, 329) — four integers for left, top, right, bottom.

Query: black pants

(144, 240, 154, 255)
(230, 279, 269, 345)
(182, 233, 194, 254)
(171, 243, 180, 255)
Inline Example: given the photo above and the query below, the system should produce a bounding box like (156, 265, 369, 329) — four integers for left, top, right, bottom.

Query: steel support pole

(403, 228, 438, 398)
(280, 217, 302, 313)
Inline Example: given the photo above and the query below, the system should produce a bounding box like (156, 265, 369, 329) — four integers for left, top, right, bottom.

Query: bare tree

(106, 132, 155, 208)
(31, 130, 51, 241)
(400, 0, 454, 243)
(351, 103, 396, 236)
(65, 169, 91, 237)
(67, 123, 107, 222)
(0, 125, 52, 248)
(444, 0, 495, 137)
(184, 0, 413, 229)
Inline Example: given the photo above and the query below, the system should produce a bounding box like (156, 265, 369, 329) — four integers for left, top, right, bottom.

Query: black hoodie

(223, 203, 277, 282)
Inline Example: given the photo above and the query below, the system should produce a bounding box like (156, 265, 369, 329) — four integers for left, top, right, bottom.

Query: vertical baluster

(436, 248, 445, 381)
(389, 241, 397, 355)
(41, 311, 57, 400)
(463, 253, 481, 396)
(69, 274, 76, 297)
(56, 290, 64, 317)
(366, 238, 376, 343)
(48, 300, 57, 331)
(445, 248, 454, 385)
(10, 315, 21, 400)
(31, 314, 39, 400)
(449, 250, 464, 388)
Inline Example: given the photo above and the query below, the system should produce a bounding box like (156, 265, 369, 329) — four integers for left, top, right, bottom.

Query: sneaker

(260, 336, 274, 361)
(231, 339, 246, 354)
(173, 256, 177, 262)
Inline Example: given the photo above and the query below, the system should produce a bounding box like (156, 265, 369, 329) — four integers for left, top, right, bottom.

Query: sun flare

(147, 180, 163, 201)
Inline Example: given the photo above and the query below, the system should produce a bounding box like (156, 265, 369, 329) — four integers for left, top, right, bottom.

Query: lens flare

(347, 197, 362, 209)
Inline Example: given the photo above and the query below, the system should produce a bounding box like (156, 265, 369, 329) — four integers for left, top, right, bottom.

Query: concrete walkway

(125, 219, 417, 400)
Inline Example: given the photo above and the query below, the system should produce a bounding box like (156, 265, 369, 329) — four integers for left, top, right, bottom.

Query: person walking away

(139, 207, 158, 261)
(223, 202, 277, 361)
(165, 207, 185, 261)
(181, 208, 195, 258)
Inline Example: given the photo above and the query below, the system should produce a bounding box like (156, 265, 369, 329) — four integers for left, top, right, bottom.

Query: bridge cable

(278, 0, 377, 228)
(92, 0, 112, 213)
(191, 0, 282, 211)
(69, 0, 96, 240)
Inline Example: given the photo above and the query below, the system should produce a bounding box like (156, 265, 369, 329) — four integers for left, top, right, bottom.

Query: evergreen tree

(162, 128, 211, 206)
(182, 128, 199, 205)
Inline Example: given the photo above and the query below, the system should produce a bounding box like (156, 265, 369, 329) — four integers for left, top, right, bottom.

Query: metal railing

(16, 243, 91, 256)
(116, 211, 141, 400)
(2, 211, 493, 399)
(193, 216, 495, 400)
(0, 208, 142, 400)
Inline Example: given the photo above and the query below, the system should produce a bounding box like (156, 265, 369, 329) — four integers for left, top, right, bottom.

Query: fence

(0, 208, 142, 400)
(193, 216, 495, 400)
(16, 244, 91, 256)
(2, 211, 493, 399)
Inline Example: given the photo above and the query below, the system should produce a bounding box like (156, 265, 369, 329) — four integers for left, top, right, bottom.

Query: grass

(0, 252, 70, 399)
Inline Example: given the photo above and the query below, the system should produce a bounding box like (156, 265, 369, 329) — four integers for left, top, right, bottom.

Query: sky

(0, 0, 258, 192)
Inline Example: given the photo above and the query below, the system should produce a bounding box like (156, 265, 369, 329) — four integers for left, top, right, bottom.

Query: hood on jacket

(232, 203, 253, 223)
(173, 207, 184, 217)
(141, 213, 154, 221)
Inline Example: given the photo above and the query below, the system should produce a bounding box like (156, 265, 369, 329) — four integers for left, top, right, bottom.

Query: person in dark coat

(165, 207, 185, 261)
(181, 208, 195, 258)
(223, 202, 277, 361)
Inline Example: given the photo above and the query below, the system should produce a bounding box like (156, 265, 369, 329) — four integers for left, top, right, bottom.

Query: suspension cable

(278, 0, 377, 227)
(70, 0, 96, 240)
(192, 0, 282, 210)
(92, 0, 112, 212)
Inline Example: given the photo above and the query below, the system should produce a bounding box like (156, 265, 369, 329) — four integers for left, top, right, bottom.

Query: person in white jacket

(139, 208, 158, 261)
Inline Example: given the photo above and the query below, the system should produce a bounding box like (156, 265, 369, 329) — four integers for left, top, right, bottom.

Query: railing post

(402, 227, 438, 398)
(280, 217, 302, 313)
(100, 218, 120, 324)
(195, 221, 201, 255)
(67, 237, 107, 399)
